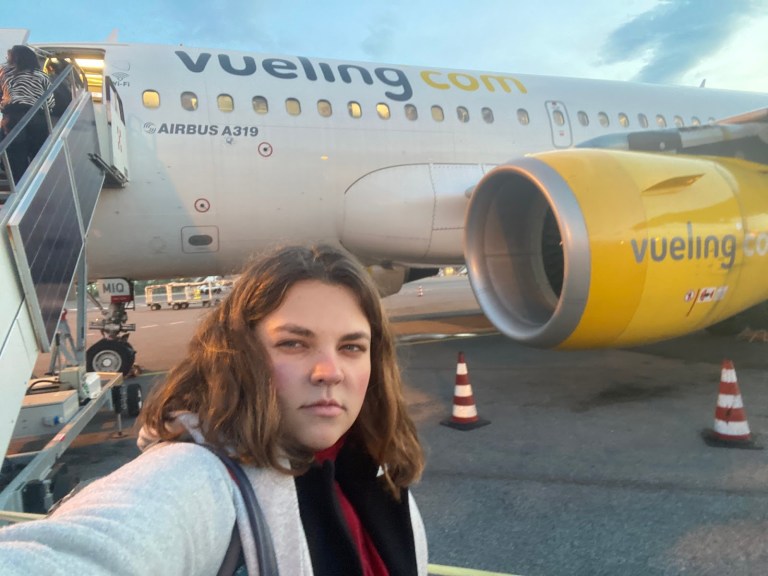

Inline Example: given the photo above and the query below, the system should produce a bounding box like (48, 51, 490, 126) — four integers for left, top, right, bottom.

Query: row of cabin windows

(149, 90, 496, 123)
(144, 90, 715, 128)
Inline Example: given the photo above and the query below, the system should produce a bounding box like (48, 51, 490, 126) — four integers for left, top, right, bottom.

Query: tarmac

(7, 275, 768, 575)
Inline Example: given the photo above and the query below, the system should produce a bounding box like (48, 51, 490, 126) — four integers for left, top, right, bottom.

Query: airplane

(1, 26, 768, 383)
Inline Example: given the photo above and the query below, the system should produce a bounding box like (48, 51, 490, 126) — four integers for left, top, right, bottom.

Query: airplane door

(104, 77, 129, 182)
(546, 100, 572, 148)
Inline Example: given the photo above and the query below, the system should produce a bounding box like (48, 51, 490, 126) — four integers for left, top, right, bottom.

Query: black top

(295, 441, 418, 576)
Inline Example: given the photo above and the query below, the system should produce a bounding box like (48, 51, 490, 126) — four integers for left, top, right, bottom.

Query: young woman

(0, 45, 54, 182)
(0, 244, 427, 575)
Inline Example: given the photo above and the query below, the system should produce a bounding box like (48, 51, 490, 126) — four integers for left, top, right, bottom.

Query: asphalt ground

(12, 277, 768, 575)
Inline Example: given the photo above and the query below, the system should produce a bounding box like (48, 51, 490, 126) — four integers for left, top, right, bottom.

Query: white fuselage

(35, 41, 767, 279)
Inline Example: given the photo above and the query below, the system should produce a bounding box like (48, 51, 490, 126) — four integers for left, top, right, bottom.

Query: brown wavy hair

(140, 244, 424, 496)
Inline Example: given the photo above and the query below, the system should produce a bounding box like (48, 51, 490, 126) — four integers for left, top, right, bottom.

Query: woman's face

(257, 280, 372, 451)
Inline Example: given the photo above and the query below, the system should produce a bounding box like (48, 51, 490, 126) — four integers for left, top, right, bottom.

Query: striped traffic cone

(441, 352, 490, 431)
(702, 359, 761, 449)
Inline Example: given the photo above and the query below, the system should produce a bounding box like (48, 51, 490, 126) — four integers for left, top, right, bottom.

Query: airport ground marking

(133, 370, 168, 378)
(428, 564, 522, 576)
(397, 332, 498, 346)
(0, 511, 46, 524)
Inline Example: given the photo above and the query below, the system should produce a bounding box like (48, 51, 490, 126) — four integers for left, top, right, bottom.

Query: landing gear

(86, 338, 136, 375)
(86, 279, 138, 375)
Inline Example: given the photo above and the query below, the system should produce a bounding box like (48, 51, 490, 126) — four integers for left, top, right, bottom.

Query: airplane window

(618, 113, 629, 128)
(377, 103, 391, 119)
(691, 116, 701, 126)
(577, 111, 589, 126)
(481, 107, 494, 124)
(673, 115, 684, 127)
(638, 113, 649, 128)
(431, 106, 444, 122)
(181, 92, 198, 111)
(142, 90, 160, 109)
(598, 112, 609, 127)
(217, 94, 234, 112)
(656, 114, 667, 128)
(552, 110, 565, 126)
(285, 98, 301, 116)
(517, 108, 529, 125)
(457, 106, 470, 123)
(317, 100, 332, 117)
(405, 104, 418, 121)
(252, 96, 268, 114)
(348, 101, 362, 118)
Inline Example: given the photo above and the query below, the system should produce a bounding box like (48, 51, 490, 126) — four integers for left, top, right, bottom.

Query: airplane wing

(576, 108, 768, 162)
(715, 107, 768, 125)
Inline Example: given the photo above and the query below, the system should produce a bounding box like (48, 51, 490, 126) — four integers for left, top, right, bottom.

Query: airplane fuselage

(32, 41, 767, 279)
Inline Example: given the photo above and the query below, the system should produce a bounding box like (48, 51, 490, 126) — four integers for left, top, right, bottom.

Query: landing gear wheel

(86, 339, 136, 375)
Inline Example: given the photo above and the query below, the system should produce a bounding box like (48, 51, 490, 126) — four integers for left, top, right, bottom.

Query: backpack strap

(201, 444, 280, 576)
(217, 524, 245, 576)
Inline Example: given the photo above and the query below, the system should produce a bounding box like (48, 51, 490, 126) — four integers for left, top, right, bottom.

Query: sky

(5, 0, 768, 92)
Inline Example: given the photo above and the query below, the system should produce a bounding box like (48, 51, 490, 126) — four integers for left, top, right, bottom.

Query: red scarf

(315, 438, 390, 576)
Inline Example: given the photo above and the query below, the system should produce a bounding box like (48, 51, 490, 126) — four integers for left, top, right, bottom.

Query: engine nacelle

(464, 149, 768, 348)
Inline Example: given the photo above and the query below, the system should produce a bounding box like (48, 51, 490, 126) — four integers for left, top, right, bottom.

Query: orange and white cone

(441, 352, 490, 431)
(702, 359, 761, 449)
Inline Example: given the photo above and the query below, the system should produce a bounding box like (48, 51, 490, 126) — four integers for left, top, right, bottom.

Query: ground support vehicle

(145, 281, 221, 311)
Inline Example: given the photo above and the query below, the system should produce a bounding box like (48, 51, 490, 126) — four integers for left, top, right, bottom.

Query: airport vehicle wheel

(125, 383, 143, 417)
(86, 339, 135, 375)
(111, 385, 126, 415)
(151, 303, 161, 311)
(172, 303, 181, 310)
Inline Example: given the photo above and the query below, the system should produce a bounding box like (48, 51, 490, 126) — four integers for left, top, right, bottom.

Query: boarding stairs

(0, 36, 129, 514)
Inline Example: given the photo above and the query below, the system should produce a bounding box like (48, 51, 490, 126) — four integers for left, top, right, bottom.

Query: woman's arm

(0, 442, 237, 576)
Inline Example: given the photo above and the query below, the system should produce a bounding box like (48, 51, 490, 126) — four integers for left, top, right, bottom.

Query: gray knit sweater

(0, 424, 428, 575)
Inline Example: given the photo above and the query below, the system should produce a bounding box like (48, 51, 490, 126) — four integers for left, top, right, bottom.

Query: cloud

(122, 0, 278, 51)
(360, 15, 397, 59)
(600, 0, 767, 84)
